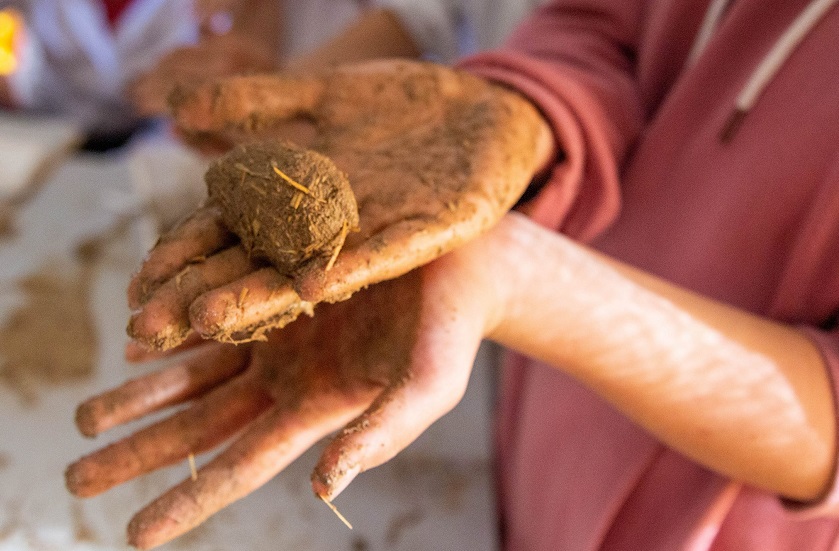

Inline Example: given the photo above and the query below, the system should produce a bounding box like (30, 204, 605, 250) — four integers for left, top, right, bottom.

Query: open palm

(127, 60, 550, 350)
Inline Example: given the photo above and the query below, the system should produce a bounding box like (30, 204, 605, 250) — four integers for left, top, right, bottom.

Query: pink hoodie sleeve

(457, 0, 646, 241)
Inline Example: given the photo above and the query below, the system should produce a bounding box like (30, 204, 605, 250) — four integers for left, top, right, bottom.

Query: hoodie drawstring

(688, 0, 839, 142)
(687, 0, 733, 66)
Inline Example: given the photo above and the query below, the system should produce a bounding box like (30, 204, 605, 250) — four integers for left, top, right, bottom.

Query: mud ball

(206, 141, 359, 275)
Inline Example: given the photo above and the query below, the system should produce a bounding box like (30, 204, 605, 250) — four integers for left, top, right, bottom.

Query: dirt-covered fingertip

(127, 484, 199, 550)
(65, 458, 101, 498)
(75, 400, 103, 438)
(187, 290, 235, 338)
(126, 509, 168, 550)
(126, 517, 160, 550)
(126, 306, 191, 353)
(311, 456, 361, 502)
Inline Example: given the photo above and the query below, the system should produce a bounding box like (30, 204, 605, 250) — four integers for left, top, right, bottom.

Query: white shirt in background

(5, 0, 197, 134)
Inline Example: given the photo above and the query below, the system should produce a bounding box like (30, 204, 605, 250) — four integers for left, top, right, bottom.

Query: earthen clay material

(205, 141, 359, 276)
(0, 264, 97, 405)
(0, 201, 16, 238)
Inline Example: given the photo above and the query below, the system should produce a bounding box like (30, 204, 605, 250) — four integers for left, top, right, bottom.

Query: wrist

(478, 213, 625, 372)
(450, 212, 562, 342)
(418, 214, 530, 342)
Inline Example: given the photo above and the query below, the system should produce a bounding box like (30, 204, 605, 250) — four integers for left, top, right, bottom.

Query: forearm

(284, 8, 421, 71)
(481, 213, 835, 501)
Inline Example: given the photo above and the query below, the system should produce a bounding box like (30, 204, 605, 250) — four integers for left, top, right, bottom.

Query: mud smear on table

(70, 501, 98, 543)
(0, 500, 23, 543)
(73, 208, 141, 266)
(0, 263, 97, 405)
(0, 201, 15, 239)
(0, 498, 88, 549)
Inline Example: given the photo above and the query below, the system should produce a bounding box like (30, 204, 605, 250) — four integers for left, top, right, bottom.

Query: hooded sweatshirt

(459, 0, 839, 549)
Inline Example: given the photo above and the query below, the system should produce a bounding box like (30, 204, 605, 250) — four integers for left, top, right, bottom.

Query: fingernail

(315, 463, 360, 501)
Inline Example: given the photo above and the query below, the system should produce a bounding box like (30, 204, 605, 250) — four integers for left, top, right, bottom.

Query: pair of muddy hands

(66, 60, 551, 549)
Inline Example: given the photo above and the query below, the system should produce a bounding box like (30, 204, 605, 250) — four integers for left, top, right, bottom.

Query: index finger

(170, 73, 326, 136)
(128, 203, 235, 309)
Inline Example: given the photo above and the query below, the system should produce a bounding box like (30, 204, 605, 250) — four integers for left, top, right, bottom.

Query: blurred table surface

(0, 121, 500, 551)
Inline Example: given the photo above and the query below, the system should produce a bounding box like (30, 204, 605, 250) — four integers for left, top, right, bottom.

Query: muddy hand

(125, 202, 301, 351)
(127, 60, 552, 350)
(71, 269, 485, 549)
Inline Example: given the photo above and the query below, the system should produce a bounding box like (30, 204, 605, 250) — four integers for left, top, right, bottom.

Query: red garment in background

(101, 0, 135, 27)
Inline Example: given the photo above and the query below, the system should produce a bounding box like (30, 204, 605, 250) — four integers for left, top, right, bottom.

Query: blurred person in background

(0, 0, 199, 149)
(131, 0, 546, 117)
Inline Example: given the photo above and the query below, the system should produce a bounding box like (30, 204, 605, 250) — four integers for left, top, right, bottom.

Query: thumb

(311, 300, 483, 500)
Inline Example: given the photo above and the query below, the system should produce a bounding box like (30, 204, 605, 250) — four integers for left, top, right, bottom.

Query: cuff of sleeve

(458, 50, 622, 241)
(781, 325, 839, 518)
